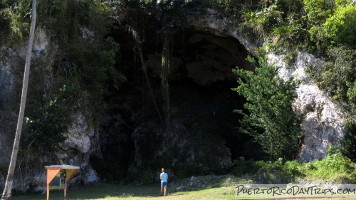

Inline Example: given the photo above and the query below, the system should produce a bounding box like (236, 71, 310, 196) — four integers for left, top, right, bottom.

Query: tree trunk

(1, 0, 37, 199)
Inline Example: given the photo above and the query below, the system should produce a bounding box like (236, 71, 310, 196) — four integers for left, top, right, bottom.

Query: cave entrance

(91, 24, 264, 181)
(164, 29, 264, 162)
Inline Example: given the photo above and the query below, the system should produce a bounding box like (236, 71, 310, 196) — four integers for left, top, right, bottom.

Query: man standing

(160, 168, 168, 196)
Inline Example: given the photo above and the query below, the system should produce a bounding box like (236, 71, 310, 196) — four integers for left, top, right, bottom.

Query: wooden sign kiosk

(45, 165, 79, 200)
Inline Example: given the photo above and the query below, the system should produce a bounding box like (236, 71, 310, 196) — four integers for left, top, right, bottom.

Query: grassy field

(12, 183, 236, 200)
(11, 183, 356, 200)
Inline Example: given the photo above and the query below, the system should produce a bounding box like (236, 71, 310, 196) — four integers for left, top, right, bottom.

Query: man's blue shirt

(160, 172, 168, 182)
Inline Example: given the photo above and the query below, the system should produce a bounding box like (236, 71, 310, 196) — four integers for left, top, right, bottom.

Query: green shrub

(233, 51, 303, 160)
(303, 0, 334, 24)
(0, 0, 31, 42)
(323, 5, 356, 48)
(22, 85, 74, 152)
(242, 4, 283, 36)
(310, 46, 356, 106)
(302, 151, 356, 183)
(231, 158, 303, 183)
(230, 152, 355, 183)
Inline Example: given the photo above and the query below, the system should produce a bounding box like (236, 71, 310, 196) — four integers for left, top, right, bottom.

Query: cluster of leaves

(22, 85, 74, 153)
(209, 0, 356, 52)
(225, 0, 306, 48)
(309, 46, 356, 106)
(0, 0, 31, 42)
(306, 0, 356, 50)
(233, 51, 303, 160)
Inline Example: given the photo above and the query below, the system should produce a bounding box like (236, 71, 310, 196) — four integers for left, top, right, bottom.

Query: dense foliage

(233, 52, 302, 160)
(23, 86, 72, 153)
(0, 0, 31, 42)
(309, 46, 356, 106)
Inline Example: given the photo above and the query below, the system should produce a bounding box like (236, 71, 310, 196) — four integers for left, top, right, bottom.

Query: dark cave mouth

(90, 26, 264, 181)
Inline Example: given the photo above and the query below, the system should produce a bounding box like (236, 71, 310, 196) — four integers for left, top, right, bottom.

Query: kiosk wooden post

(45, 165, 79, 200)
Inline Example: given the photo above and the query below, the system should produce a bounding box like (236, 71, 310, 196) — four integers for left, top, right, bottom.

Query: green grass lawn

(12, 183, 236, 200)
(11, 183, 356, 200)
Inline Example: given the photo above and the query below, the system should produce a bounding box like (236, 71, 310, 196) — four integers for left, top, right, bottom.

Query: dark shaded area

(90, 19, 264, 181)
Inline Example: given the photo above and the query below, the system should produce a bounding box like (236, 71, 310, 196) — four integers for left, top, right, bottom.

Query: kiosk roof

(45, 165, 79, 169)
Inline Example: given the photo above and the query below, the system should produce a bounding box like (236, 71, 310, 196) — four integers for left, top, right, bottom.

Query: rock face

(0, 48, 18, 170)
(0, 60, 14, 108)
(0, 29, 98, 192)
(57, 113, 99, 184)
(268, 52, 346, 161)
(188, 9, 258, 55)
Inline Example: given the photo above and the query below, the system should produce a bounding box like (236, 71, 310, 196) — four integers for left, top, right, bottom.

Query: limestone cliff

(268, 52, 346, 161)
(0, 29, 98, 192)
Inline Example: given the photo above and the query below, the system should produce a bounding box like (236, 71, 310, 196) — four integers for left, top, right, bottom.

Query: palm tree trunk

(1, 0, 37, 199)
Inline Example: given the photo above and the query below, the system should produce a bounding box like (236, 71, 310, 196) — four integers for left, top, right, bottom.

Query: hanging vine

(129, 26, 163, 123)
(161, 31, 172, 128)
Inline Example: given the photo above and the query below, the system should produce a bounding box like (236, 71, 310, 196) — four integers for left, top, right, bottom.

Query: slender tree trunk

(1, 0, 37, 199)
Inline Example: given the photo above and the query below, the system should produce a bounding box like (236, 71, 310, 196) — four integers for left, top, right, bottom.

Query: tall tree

(1, 0, 37, 199)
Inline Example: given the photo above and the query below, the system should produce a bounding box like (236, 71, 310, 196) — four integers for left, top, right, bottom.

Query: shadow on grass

(12, 183, 168, 200)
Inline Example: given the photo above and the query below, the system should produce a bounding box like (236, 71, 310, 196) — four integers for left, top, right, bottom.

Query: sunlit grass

(11, 183, 356, 200)
(11, 183, 236, 200)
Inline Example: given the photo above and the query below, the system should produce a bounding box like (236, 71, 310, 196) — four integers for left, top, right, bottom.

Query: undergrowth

(231, 149, 356, 184)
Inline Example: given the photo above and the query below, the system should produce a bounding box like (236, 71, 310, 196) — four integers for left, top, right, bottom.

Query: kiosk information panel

(45, 165, 79, 200)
